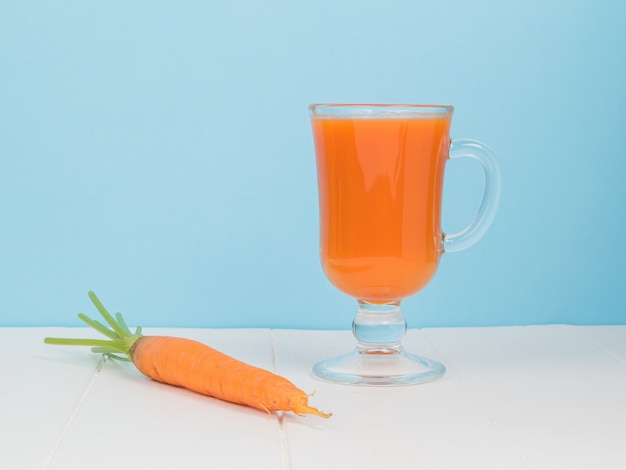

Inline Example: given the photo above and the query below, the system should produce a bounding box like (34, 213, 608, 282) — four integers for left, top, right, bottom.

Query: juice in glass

(311, 113, 451, 303)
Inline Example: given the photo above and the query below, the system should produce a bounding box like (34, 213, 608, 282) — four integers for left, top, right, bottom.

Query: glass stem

(352, 300, 407, 354)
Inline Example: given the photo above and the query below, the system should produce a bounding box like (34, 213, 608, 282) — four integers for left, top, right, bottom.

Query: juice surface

(312, 115, 450, 303)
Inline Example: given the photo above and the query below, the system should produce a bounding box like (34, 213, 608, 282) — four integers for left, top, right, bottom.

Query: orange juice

(312, 113, 451, 303)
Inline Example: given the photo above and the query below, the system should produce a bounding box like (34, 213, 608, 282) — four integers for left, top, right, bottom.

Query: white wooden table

(2, 325, 625, 469)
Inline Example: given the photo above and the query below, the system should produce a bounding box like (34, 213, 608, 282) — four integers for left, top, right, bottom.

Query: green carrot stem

(44, 291, 143, 361)
(44, 338, 125, 349)
(88, 291, 128, 338)
(77, 313, 118, 340)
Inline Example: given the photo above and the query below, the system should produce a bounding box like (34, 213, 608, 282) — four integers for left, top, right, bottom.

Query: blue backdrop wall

(1, 0, 625, 328)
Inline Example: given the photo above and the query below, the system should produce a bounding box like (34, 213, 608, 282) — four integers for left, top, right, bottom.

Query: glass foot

(313, 347, 445, 386)
(312, 301, 445, 386)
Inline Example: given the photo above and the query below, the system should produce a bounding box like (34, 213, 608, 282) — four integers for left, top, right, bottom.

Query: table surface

(2, 325, 625, 470)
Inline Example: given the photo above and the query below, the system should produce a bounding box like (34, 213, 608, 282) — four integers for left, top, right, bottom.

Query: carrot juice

(311, 111, 452, 303)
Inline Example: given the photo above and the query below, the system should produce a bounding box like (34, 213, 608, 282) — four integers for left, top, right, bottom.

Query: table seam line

(572, 325, 626, 368)
(41, 354, 107, 470)
(421, 329, 533, 470)
(271, 329, 293, 470)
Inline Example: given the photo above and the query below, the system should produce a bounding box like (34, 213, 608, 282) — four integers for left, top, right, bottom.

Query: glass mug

(309, 104, 501, 385)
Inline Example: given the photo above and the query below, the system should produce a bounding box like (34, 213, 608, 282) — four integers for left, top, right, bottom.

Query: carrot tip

(299, 406, 332, 419)
(292, 395, 331, 418)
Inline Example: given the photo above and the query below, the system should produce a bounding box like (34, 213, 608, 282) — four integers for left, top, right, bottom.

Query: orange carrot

(44, 292, 330, 418)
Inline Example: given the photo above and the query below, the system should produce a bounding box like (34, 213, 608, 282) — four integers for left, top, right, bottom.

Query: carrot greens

(44, 291, 142, 362)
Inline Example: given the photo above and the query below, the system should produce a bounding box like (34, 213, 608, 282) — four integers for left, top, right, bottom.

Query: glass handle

(443, 139, 502, 253)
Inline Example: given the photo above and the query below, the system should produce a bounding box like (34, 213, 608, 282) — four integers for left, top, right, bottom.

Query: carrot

(44, 292, 330, 418)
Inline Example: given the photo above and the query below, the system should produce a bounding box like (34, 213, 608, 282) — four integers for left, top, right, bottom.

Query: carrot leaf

(44, 292, 143, 362)
(88, 291, 128, 339)
(115, 312, 132, 336)
(77, 313, 118, 340)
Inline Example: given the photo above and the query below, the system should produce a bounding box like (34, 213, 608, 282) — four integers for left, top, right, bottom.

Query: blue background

(1, 0, 625, 328)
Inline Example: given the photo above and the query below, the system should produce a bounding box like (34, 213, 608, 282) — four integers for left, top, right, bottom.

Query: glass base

(312, 300, 445, 386)
(313, 347, 445, 386)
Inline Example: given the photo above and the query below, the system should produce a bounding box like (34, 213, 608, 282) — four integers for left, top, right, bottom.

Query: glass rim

(309, 103, 454, 116)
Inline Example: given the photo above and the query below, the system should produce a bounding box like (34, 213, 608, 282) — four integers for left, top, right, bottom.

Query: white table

(2, 325, 625, 469)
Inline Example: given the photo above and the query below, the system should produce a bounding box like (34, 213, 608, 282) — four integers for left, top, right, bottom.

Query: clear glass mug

(309, 104, 501, 385)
